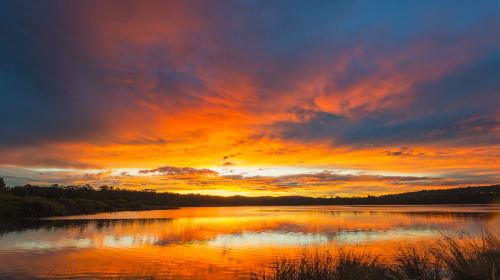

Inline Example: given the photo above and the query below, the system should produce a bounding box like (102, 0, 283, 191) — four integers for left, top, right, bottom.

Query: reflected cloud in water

(0, 206, 498, 279)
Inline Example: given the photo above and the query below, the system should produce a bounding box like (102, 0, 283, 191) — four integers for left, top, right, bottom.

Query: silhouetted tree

(0, 182, 499, 218)
(99, 185, 113, 191)
(0, 177, 7, 193)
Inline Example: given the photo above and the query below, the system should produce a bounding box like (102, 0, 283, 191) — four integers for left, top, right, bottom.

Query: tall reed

(252, 233, 499, 280)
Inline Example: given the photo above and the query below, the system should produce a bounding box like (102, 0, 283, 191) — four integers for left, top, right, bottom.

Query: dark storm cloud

(273, 52, 500, 146)
(0, 1, 103, 146)
(0, 1, 212, 148)
(0, 0, 499, 151)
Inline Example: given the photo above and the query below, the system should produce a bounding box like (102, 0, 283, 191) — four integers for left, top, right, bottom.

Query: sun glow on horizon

(0, 0, 498, 196)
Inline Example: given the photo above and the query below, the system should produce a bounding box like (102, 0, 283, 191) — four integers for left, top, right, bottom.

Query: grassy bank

(252, 234, 499, 280)
(0, 192, 178, 218)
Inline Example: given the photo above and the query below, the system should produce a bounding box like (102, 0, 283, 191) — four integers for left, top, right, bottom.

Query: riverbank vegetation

(0, 181, 178, 218)
(0, 177, 498, 218)
(252, 233, 499, 280)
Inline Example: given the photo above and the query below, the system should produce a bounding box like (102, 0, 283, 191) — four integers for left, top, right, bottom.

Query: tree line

(0, 177, 498, 218)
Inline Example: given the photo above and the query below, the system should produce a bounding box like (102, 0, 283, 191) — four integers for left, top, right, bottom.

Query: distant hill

(0, 179, 498, 218)
(356, 185, 500, 205)
(171, 184, 500, 206)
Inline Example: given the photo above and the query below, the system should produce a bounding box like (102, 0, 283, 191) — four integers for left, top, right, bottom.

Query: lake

(0, 205, 498, 279)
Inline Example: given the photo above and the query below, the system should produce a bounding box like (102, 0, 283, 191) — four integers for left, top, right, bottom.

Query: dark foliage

(0, 178, 498, 218)
(0, 178, 6, 193)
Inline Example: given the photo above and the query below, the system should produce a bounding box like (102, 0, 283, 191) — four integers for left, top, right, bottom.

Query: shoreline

(36, 203, 500, 220)
(1, 184, 498, 219)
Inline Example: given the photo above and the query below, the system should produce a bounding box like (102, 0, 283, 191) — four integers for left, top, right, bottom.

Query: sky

(0, 0, 499, 197)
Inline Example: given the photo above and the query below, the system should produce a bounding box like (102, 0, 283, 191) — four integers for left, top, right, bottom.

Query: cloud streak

(0, 0, 498, 194)
(139, 166, 217, 176)
(2, 165, 498, 197)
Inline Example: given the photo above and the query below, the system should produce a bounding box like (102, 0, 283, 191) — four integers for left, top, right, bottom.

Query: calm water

(0, 205, 499, 279)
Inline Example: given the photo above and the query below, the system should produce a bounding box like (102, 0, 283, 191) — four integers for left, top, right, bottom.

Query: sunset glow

(1, 0, 499, 196)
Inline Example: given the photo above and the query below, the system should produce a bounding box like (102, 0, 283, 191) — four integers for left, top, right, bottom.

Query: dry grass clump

(252, 249, 391, 280)
(252, 233, 499, 280)
(433, 233, 499, 280)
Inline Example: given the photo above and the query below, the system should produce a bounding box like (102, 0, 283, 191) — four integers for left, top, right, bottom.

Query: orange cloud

(1, 1, 498, 195)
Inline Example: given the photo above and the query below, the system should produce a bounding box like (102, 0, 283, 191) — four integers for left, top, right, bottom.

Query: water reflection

(0, 205, 498, 279)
